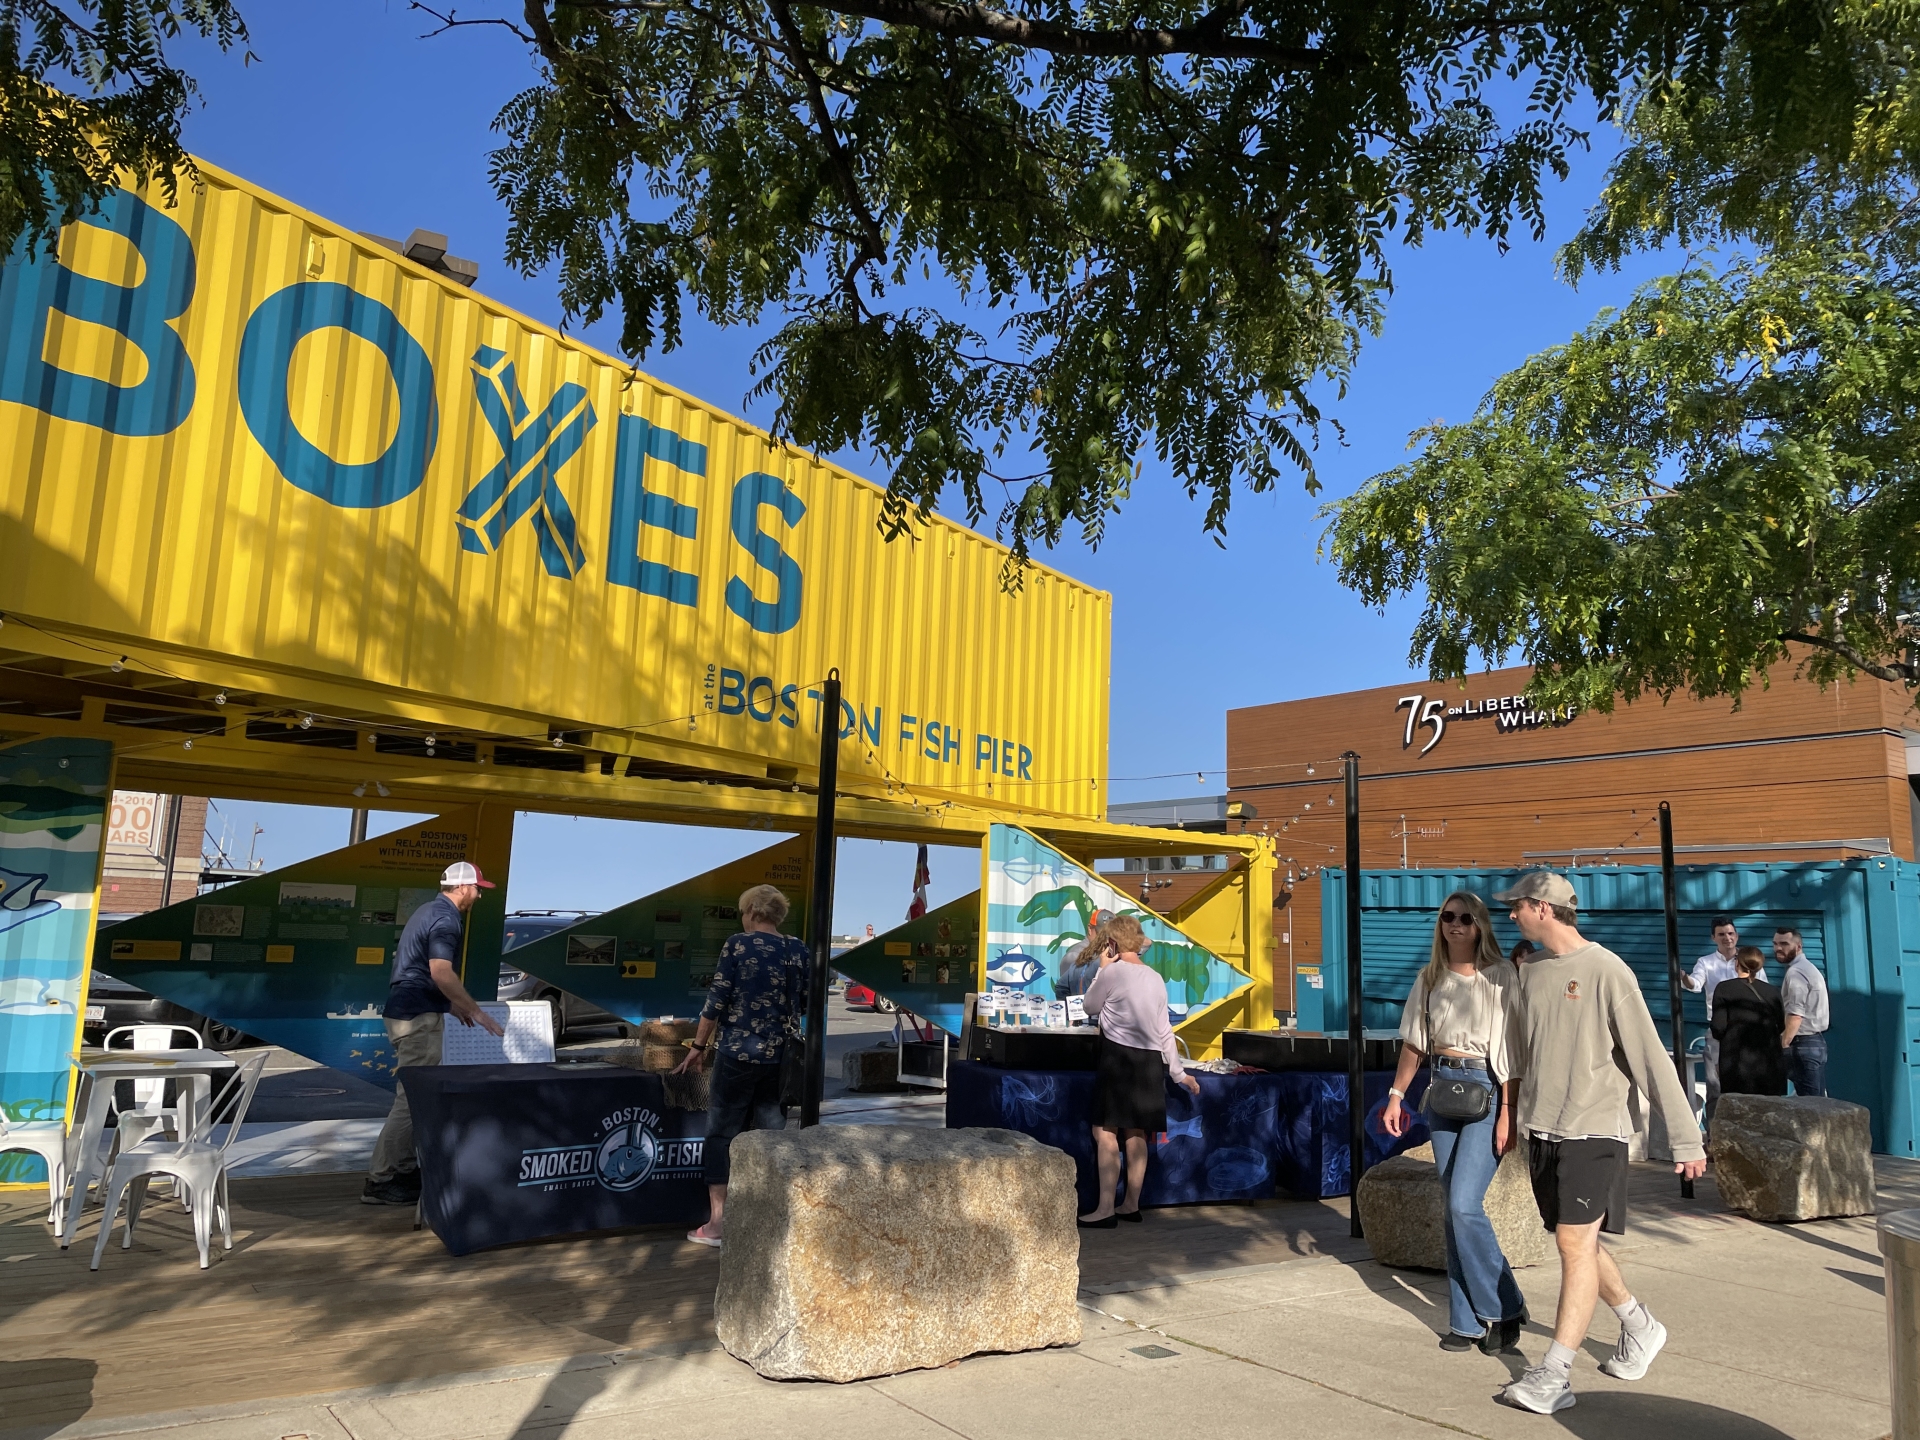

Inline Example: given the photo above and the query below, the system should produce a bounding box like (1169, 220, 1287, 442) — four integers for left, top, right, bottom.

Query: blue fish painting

(998, 1071, 1061, 1126)
(0, 867, 59, 935)
(986, 949, 1045, 989)
(1206, 1146, 1271, 1195)
(1157, 1112, 1205, 1148)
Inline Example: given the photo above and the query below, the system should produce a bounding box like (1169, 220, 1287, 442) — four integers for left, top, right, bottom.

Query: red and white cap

(440, 861, 496, 889)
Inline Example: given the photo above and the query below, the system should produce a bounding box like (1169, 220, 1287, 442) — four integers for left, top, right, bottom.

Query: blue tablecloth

(945, 1060, 1429, 1207)
(400, 1062, 709, 1255)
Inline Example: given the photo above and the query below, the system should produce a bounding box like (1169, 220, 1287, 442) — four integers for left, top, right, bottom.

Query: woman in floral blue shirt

(677, 883, 809, 1247)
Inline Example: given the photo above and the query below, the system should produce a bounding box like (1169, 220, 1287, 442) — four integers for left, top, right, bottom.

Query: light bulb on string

(375, 782, 390, 798)
(111, 656, 126, 673)
(300, 714, 313, 730)
(182, 739, 193, 750)
(352, 783, 367, 798)
(57, 757, 68, 769)
(213, 691, 227, 706)
(1305, 763, 1315, 776)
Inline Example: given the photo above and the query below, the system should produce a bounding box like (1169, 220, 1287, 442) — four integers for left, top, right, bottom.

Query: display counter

(945, 1059, 1428, 1206)
(401, 1061, 708, 1255)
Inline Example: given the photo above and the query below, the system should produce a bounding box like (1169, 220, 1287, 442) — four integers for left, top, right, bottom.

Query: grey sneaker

(1502, 1364, 1576, 1414)
(1600, 1315, 1668, 1380)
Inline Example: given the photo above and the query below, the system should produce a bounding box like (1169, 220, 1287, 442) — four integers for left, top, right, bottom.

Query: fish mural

(985, 948, 1046, 989)
(0, 866, 60, 935)
(0, 738, 110, 1185)
(984, 825, 1250, 1029)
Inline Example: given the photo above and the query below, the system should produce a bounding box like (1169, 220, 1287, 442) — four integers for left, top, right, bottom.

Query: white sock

(1544, 1341, 1578, 1375)
(1611, 1297, 1652, 1331)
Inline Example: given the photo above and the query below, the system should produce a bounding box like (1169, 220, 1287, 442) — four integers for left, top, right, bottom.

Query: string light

(213, 691, 227, 706)
(110, 656, 125, 672)
(352, 783, 367, 798)
(299, 714, 313, 729)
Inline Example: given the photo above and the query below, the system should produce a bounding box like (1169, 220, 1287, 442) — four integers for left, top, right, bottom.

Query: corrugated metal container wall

(1322, 862, 1920, 1155)
(0, 163, 1109, 813)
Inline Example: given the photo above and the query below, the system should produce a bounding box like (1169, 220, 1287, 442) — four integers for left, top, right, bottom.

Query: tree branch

(767, 0, 889, 289)
(1778, 631, 1917, 682)
(820, 0, 1342, 65)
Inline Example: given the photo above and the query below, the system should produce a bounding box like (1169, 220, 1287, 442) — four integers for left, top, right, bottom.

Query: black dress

(1711, 977, 1788, 1097)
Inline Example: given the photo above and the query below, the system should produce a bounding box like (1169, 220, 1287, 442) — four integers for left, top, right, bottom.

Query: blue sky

(170, 5, 1670, 932)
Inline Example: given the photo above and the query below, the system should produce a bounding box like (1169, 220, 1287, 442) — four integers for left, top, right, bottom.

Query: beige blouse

(1397, 964, 1515, 1080)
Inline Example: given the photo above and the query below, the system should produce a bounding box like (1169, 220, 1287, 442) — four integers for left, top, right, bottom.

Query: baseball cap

(440, 861, 496, 889)
(1493, 870, 1576, 908)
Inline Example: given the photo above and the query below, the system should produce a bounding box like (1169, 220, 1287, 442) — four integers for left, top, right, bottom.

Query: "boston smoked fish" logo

(516, 1105, 703, 1192)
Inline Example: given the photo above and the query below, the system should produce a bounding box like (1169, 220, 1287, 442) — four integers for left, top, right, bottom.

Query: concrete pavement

(11, 1164, 1902, 1440)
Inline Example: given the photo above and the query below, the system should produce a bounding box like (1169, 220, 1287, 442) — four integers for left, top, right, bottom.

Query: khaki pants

(368, 1012, 444, 1181)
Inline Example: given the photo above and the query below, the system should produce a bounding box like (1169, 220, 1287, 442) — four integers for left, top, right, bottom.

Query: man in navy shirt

(363, 861, 504, 1205)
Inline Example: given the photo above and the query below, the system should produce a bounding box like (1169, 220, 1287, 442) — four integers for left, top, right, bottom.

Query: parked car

(843, 981, 897, 1014)
(497, 910, 631, 1043)
(84, 914, 260, 1050)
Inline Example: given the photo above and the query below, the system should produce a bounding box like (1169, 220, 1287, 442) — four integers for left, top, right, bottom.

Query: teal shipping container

(1320, 861, 1920, 1156)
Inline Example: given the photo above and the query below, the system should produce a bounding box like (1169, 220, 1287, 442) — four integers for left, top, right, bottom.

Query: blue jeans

(1426, 1065, 1526, 1337)
(1787, 1033, 1828, 1097)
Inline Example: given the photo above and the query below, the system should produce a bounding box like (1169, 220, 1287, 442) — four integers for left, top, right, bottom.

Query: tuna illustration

(985, 949, 1045, 989)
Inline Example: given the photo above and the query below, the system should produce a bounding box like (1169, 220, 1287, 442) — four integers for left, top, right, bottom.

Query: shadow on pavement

(1552, 1391, 1793, 1437)
(0, 1356, 95, 1440)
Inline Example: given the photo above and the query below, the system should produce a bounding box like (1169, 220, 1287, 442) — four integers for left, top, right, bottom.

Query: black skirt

(1092, 1038, 1169, 1132)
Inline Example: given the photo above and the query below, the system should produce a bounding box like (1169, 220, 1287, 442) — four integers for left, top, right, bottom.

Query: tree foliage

(437, 0, 1826, 564)
(0, 1, 250, 259)
(1326, 4, 1920, 707)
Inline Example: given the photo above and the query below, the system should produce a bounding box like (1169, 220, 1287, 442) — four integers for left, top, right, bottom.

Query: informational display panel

(0, 737, 109, 1182)
(828, 893, 978, 1036)
(983, 825, 1250, 1030)
(0, 161, 1109, 812)
(91, 812, 507, 1088)
(504, 837, 811, 1022)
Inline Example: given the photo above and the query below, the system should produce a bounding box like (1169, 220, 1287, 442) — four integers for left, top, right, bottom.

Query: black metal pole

(1659, 801, 1694, 1199)
(1344, 750, 1365, 1237)
(159, 794, 184, 908)
(800, 671, 841, 1127)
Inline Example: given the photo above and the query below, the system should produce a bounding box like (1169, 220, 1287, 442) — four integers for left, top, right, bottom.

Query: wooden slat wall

(1226, 666, 1918, 1013)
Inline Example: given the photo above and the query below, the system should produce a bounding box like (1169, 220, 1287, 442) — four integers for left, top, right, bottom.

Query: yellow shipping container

(0, 162, 1109, 815)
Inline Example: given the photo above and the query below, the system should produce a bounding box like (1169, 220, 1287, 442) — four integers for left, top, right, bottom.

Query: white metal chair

(90, 1050, 268, 1270)
(103, 1024, 206, 1152)
(0, 1080, 89, 1238)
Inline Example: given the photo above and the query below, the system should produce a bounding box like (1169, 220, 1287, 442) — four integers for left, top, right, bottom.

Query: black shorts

(1528, 1136, 1629, 1234)
(1092, 1038, 1168, 1133)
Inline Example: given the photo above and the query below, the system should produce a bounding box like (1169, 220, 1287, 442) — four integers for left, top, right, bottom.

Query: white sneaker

(1502, 1364, 1576, 1414)
(1600, 1314, 1668, 1380)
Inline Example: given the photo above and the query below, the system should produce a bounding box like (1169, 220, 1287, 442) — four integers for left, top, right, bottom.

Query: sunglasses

(1439, 910, 1478, 926)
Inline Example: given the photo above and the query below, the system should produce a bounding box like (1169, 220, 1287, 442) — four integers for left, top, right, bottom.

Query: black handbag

(1420, 975, 1494, 1122)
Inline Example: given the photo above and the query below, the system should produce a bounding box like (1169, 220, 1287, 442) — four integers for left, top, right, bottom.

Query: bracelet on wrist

(1388, 1086, 1406, 1099)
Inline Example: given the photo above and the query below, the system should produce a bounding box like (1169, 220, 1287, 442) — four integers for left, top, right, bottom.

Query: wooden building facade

(1226, 666, 1920, 1016)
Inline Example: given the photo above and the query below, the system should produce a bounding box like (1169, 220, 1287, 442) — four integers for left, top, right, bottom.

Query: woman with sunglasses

(1383, 891, 1528, 1354)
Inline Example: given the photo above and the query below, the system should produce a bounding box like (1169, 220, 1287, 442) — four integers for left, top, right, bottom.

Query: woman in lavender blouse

(1077, 914, 1201, 1227)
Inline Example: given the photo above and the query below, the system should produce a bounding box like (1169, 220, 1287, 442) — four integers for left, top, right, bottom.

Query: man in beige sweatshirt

(1494, 870, 1706, 1416)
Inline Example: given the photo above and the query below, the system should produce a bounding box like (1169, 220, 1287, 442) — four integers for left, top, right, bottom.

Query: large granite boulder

(715, 1126, 1080, 1380)
(1356, 1142, 1552, 1271)
(1710, 1094, 1875, 1222)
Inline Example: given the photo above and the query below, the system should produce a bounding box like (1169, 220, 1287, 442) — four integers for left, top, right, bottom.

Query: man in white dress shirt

(1682, 917, 1765, 1126)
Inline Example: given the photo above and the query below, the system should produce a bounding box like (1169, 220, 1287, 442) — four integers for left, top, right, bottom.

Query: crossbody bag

(1420, 973, 1495, 1122)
